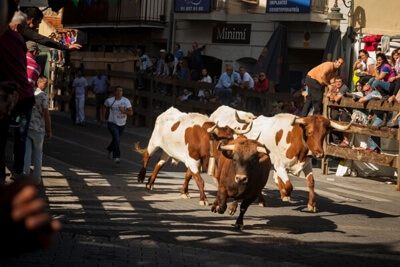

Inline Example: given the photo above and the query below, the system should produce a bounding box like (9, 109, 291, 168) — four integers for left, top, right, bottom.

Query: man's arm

(22, 27, 81, 51)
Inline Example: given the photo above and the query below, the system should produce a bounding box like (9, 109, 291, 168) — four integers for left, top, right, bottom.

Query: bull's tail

(134, 142, 147, 155)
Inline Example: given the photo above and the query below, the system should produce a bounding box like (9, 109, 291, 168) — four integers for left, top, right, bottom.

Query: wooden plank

(326, 145, 397, 168)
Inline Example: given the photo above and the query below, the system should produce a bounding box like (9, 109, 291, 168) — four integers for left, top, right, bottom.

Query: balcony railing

(62, 0, 166, 28)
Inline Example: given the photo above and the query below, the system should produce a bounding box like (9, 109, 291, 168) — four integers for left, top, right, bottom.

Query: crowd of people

(48, 30, 77, 65)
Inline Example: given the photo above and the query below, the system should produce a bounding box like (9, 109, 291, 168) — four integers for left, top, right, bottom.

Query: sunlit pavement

(2, 111, 400, 266)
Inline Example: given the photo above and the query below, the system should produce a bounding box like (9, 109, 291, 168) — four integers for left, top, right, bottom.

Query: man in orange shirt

(300, 58, 345, 117)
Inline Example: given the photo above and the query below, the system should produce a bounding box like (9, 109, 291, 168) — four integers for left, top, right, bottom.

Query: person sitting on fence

(387, 48, 400, 104)
(214, 64, 239, 106)
(367, 53, 396, 97)
(136, 46, 153, 90)
(326, 76, 351, 147)
(238, 66, 254, 90)
(353, 49, 376, 85)
(203, 89, 218, 104)
(254, 71, 269, 93)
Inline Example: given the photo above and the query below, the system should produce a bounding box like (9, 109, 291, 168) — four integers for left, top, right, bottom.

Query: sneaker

(114, 158, 121, 163)
(107, 150, 112, 159)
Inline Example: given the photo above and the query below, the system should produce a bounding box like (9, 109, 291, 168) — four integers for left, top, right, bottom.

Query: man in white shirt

(238, 66, 254, 90)
(72, 70, 88, 126)
(89, 70, 110, 123)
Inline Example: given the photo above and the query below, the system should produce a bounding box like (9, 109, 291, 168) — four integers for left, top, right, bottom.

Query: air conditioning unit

(242, 0, 259, 4)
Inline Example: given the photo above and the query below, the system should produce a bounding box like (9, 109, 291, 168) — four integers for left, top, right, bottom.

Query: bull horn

(207, 122, 218, 133)
(217, 143, 234, 151)
(256, 146, 268, 155)
(235, 111, 253, 123)
(329, 120, 352, 131)
(293, 117, 305, 125)
(233, 121, 253, 135)
(254, 131, 261, 141)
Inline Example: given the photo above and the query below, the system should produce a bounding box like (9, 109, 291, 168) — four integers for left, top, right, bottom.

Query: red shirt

(0, 29, 32, 100)
(255, 77, 269, 93)
(26, 52, 41, 93)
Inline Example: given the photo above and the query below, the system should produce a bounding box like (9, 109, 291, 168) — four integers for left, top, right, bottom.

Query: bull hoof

(282, 196, 291, 202)
(146, 184, 154, 190)
(137, 177, 144, 183)
(199, 200, 209, 206)
(258, 201, 266, 207)
(232, 224, 244, 231)
(180, 193, 190, 199)
(228, 207, 236, 216)
(308, 204, 317, 213)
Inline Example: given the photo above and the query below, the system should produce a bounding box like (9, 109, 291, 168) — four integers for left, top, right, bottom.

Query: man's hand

(0, 176, 61, 257)
(68, 43, 82, 50)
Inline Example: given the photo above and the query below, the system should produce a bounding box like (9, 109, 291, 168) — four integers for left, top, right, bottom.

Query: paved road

(1, 111, 400, 266)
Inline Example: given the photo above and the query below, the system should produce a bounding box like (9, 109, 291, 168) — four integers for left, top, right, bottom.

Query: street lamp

(325, 0, 346, 30)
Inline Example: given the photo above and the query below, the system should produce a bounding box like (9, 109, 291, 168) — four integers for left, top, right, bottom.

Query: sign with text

(267, 0, 310, 13)
(174, 0, 211, 13)
(212, 23, 251, 44)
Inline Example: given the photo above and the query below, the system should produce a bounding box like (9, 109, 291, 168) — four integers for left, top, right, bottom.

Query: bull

(210, 105, 351, 212)
(211, 136, 271, 229)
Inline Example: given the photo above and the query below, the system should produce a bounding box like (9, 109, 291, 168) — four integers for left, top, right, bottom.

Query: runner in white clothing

(101, 86, 133, 163)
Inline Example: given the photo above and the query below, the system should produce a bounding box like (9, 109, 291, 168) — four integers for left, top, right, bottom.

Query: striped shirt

(26, 52, 41, 93)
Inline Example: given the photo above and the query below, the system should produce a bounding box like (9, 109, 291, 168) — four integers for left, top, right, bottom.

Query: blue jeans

(214, 87, 232, 105)
(24, 129, 45, 185)
(13, 110, 32, 174)
(370, 112, 384, 150)
(369, 78, 391, 93)
(107, 122, 125, 159)
(75, 94, 85, 123)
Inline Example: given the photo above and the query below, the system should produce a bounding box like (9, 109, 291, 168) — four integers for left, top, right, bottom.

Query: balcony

(62, 0, 166, 29)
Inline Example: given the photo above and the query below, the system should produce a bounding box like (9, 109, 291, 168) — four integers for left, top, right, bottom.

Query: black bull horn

(293, 117, 352, 131)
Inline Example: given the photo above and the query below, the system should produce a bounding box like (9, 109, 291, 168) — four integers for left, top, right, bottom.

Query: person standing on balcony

(300, 57, 345, 117)
(189, 42, 206, 81)
(89, 70, 110, 123)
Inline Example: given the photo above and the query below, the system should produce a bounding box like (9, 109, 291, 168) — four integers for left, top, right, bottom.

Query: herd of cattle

(134, 106, 351, 229)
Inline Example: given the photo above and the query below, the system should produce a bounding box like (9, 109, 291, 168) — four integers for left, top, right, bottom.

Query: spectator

(173, 59, 189, 96)
(23, 76, 51, 186)
(197, 68, 212, 101)
(89, 70, 110, 123)
(173, 43, 184, 73)
(254, 71, 269, 92)
(300, 57, 345, 117)
(178, 88, 194, 102)
(238, 66, 254, 90)
(357, 83, 383, 153)
(214, 64, 239, 105)
(189, 42, 206, 81)
(353, 49, 376, 85)
(326, 76, 351, 146)
(101, 86, 133, 163)
(203, 89, 218, 104)
(71, 70, 88, 126)
(367, 53, 396, 97)
(155, 49, 168, 95)
(136, 46, 152, 90)
(22, 7, 82, 67)
(389, 49, 399, 68)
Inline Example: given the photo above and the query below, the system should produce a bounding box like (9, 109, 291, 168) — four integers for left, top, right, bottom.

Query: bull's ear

(222, 150, 233, 159)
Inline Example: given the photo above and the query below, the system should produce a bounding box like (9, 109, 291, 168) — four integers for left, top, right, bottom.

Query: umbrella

(341, 26, 356, 88)
(253, 24, 290, 93)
